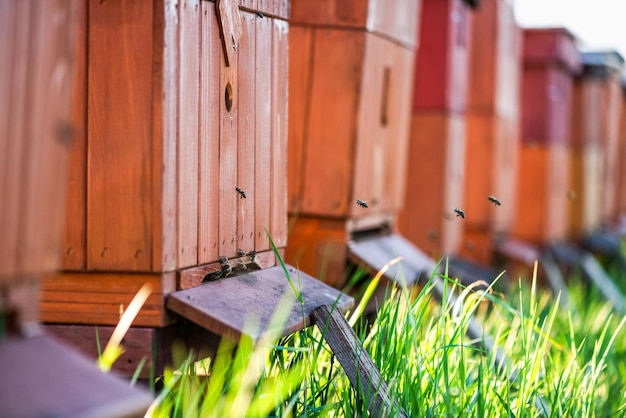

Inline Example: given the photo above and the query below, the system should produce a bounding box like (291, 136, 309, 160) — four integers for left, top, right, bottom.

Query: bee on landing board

(488, 196, 501, 206)
(235, 187, 246, 199)
(454, 207, 465, 219)
(356, 199, 368, 208)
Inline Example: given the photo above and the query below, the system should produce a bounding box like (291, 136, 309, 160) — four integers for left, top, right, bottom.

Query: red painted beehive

(462, 0, 521, 264)
(511, 28, 580, 245)
(287, 0, 421, 285)
(569, 51, 624, 238)
(40, 0, 291, 375)
(398, 0, 474, 259)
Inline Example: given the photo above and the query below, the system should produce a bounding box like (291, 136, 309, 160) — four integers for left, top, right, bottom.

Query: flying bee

(235, 187, 246, 199)
(488, 196, 501, 206)
(219, 256, 232, 278)
(454, 207, 465, 219)
(356, 199, 369, 208)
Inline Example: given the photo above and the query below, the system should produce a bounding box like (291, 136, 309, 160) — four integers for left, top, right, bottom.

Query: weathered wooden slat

(87, 0, 154, 271)
(62, 1, 88, 271)
(167, 265, 354, 342)
(254, 14, 272, 250)
(0, 335, 153, 418)
(198, 1, 221, 265)
(177, 0, 201, 268)
(312, 305, 408, 418)
(152, 0, 179, 272)
(237, 11, 257, 254)
(270, 18, 289, 247)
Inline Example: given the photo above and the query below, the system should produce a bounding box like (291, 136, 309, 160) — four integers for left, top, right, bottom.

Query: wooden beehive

(510, 28, 580, 245)
(398, 0, 473, 259)
(287, 0, 421, 286)
(40, 0, 292, 374)
(569, 51, 624, 238)
(462, 0, 521, 264)
(618, 81, 626, 216)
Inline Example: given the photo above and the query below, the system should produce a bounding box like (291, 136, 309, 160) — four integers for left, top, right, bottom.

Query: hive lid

(167, 265, 354, 342)
(0, 334, 153, 418)
(347, 233, 438, 287)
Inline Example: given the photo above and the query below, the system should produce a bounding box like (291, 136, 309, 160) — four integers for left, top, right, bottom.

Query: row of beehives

(286, 0, 626, 285)
(29, 0, 625, 357)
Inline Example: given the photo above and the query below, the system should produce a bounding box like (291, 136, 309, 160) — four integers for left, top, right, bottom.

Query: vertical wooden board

(302, 29, 364, 217)
(545, 143, 570, 242)
(287, 25, 312, 213)
(521, 67, 548, 141)
(256, 0, 272, 16)
(21, 0, 76, 275)
(601, 77, 622, 222)
(494, 0, 520, 120)
(619, 89, 626, 214)
(464, 114, 493, 227)
(447, 1, 470, 114)
(178, 0, 201, 268)
(87, 0, 153, 271)
(270, 19, 288, 247)
(442, 115, 466, 255)
(467, 0, 497, 112)
(153, 0, 179, 272)
(199, 1, 221, 264)
(289, 0, 330, 25)
(237, 12, 256, 253)
(0, 0, 25, 280)
(367, 0, 420, 49)
(63, 0, 87, 271)
(239, 0, 256, 10)
(255, 15, 272, 250)
(278, 0, 290, 20)
(491, 116, 518, 233)
(218, 22, 239, 259)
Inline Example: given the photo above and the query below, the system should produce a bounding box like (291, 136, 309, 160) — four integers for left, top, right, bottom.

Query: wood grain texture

(63, 1, 88, 271)
(301, 29, 364, 217)
(286, 25, 312, 213)
(270, 18, 289, 247)
(0, 335, 153, 418)
(87, 0, 153, 271)
(152, 0, 179, 272)
(40, 272, 176, 327)
(237, 11, 256, 254)
(198, 1, 221, 265)
(167, 265, 354, 342)
(178, 0, 201, 268)
(312, 305, 408, 418)
(254, 14, 272, 250)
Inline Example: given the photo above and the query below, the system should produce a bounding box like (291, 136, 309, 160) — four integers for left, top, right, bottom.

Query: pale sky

(514, 0, 626, 66)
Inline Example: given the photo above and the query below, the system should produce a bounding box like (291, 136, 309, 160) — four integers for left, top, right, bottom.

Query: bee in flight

(356, 199, 369, 208)
(488, 196, 501, 206)
(235, 187, 246, 199)
(454, 207, 465, 219)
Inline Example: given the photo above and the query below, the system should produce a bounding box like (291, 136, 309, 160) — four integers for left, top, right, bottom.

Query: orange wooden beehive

(569, 51, 624, 238)
(462, 0, 521, 264)
(398, 0, 474, 259)
(286, 0, 421, 286)
(511, 28, 580, 245)
(39, 0, 292, 375)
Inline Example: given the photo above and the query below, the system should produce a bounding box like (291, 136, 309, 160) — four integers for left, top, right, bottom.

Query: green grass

(133, 259, 626, 417)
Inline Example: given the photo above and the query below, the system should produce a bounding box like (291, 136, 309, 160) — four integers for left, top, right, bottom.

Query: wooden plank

(167, 265, 354, 341)
(237, 11, 256, 254)
(301, 29, 364, 217)
(178, 249, 275, 289)
(63, 0, 88, 271)
(218, 0, 240, 259)
(178, 0, 201, 268)
(46, 325, 157, 379)
(312, 305, 408, 418)
(0, 335, 152, 418)
(286, 25, 312, 213)
(270, 18, 288, 247)
(254, 13, 272, 250)
(0, 0, 27, 280)
(40, 272, 176, 327)
(152, 0, 179, 272)
(87, 0, 154, 271)
(198, 1, 221, 265)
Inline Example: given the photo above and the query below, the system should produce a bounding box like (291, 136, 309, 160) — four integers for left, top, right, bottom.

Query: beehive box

(569, 51, 624, 238)
(398, 0, 473, 259)
(39, 0, 290, 373)
(462, 0, 521, 264)
(511, 28, 580, 245)
(287, 0, 421, 285)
